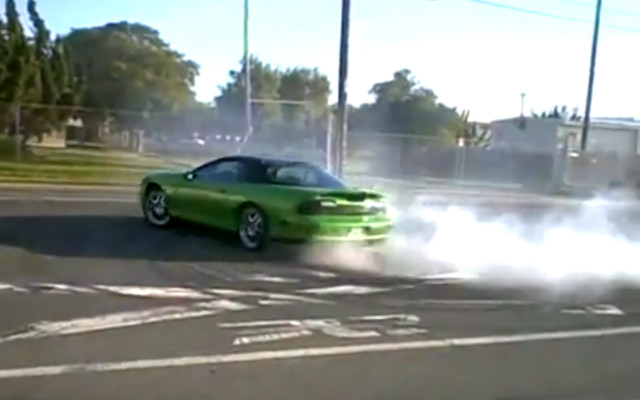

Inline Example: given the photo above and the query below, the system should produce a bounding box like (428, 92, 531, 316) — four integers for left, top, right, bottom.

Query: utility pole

(520, 93, 526, 118)
(243, 0, 253, 142)
(335, 0, 351, 177)
(580, 0, 602, 151)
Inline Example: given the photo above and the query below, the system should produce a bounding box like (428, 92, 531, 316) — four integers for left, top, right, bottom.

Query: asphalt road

(1, 186, 640, 400)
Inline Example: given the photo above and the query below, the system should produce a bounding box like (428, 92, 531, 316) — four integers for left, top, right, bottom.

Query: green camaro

(140, 155, 393, 250)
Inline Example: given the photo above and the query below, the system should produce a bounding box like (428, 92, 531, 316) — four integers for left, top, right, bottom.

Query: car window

(271, 165, 318, 186)
(266, 163, 346, 189)
(196, 160, 245, 183)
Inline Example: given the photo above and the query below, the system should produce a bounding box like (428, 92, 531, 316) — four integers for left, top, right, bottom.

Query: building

(490, 117, 640, 156)
(489, 117, 640, 189)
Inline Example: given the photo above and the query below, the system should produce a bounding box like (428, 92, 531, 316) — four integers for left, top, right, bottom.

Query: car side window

(196, 160, 246, 183)
(270, 165, 319, 186)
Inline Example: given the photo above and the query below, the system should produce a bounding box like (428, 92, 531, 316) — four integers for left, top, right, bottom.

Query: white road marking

(588, 305, 625, 315)
(29, 283, 97, 294)
(0, 300, 250, 345)
(409, 299, 535, 306)
(256, 299, 293, 306)
(207, 288, 332, 304)
(386, 328, 429, 336)
(232, 330, 313, 346)
(93, 285, 213, 300)
(421, 272, 479, 284)
(0, 283, 29, 293)
(242, 274, 299, 283)
(561, 304, 625, 316)
(348, 314, 420, 324)
(2, 325, 640, 379)
(302, 270, 338, 279)
(297, 285, 389, 295)
(221, 314, 425, 345)
(0, 282, 331, 303)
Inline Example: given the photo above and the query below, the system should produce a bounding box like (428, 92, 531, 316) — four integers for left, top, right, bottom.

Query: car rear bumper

(272, 214, 393, 242)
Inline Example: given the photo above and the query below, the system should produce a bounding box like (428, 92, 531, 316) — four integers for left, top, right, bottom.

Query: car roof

(216, 155, 313, 167)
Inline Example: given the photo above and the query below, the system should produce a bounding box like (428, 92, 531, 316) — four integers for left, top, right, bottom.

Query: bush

(0, 136, 33, 161)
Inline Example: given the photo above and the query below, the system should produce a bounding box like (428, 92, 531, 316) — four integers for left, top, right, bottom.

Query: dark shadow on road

(0, 214, 309, 263)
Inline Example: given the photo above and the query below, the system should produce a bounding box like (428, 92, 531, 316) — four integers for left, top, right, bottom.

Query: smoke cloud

(304, 192, 640, 300)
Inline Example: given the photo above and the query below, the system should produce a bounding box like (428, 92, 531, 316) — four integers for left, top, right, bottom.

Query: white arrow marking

(0, 299, 250, 344)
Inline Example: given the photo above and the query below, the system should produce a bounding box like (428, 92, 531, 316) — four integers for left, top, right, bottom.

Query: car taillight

(296, 200, 337, 215)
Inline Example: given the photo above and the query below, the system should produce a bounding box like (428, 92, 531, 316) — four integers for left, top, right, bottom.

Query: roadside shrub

(0, 135, 33, 161)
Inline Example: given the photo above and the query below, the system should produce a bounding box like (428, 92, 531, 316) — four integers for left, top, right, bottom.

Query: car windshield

(265, 162, 347, 189)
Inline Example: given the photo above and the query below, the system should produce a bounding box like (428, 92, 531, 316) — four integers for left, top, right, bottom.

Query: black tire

(237, 204, 269, 251)
(142, 186, 172, 228)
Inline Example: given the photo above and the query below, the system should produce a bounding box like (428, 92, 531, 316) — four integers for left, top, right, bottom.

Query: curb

(0, 182, 138, 191)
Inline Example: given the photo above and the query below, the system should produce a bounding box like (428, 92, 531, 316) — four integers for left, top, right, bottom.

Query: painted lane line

(349, 314, 420, 324)
(207, 288, 332, 304)
(256, 299, 293, 306)
(0, 283, 29, 293)
(242, 274, 300, 283)
(3, 325, 640, 380)
(587, 305, 625, 315)
(386, 328, 429, 336)
(93, 285, 213, 300)
(0, 300, 250, 345)
(302, 270, 338, 279)
(561, 304, 625, 316)
(421, 271, 479, 284)
(297, 285, 390, 295)
(29, 283, 98, 294)
(0, 282, 330, 303)
(410, 299, 535, 306)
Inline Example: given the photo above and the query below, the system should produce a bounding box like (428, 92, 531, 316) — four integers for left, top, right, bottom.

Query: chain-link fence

(1, 102, 331, 167)
(343, 130, 560, 193)
(4, 102, 637, 194)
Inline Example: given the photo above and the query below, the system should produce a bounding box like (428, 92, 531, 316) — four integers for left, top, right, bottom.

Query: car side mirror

(185, 171, 196, 181)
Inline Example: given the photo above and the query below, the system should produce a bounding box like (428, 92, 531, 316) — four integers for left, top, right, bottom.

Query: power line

(466, 0, 640, 32)
(552, 0, 640, 17)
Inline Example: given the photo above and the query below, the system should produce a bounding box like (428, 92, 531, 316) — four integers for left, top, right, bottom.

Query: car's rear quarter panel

(239, 185, 393, 242)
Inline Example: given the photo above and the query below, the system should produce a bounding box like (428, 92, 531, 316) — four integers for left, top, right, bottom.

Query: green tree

(351, 69, 461, 138)
(0, 0, 31, 108)
(62, 22, 200, 141)
(532, 105, 581, 121)
(215, 57, 332, 136)
(19, 0, 81, 143)
(0, 0, 80, 147)
(449, 110, 491, 148)
(279, 67, 330, 125)
(215, 56, 281, 131)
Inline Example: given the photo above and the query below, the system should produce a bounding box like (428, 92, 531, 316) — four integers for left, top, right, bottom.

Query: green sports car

(140, 155, 394, 250)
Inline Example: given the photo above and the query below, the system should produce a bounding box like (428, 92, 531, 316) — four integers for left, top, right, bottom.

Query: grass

(0, 136, 189, 186)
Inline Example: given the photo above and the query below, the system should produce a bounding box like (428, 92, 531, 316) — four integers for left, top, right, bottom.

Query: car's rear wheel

(238, 205, 269, 251)
(143, 186, 172, 227)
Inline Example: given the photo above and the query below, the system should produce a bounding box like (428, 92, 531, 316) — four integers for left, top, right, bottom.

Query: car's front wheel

(237, 205, 269, 251)
(143, 186, 172, 227)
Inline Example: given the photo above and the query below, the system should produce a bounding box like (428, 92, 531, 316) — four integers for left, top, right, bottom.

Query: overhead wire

(554, 0, 640, 16)
(466, 0, 640, 32)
